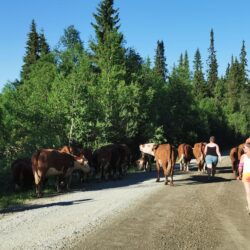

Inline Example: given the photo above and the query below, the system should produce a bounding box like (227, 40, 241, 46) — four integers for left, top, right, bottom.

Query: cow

(139, 143, 156, 156)
(116, 144, 132, 176)
(136, 152, 153, 172)
(59, 145, 93, 183)
(193, 142, 206, 172)
(31, 149, 89, 197)
(177, 143, 193, 172)
(93, 144, 114, 180)
(92, 144, 131, 181)
(153, 144, 176, 185)
(230, 143, 245, 179)
(11, 158, 34, 191)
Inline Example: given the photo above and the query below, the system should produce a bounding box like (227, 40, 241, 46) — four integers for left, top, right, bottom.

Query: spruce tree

(90, 0, 127, 142)
(39, 29, 50, 57)
(239, 40, 248, 83)
(183, 50, 191, 83)
(125, 48, 143, 84)
(90, 0, 123, 56)
(193, 48, 207, 98)
(154, 40, 167, 81)
(177, 51, 191, 84)
(21, 20, 40, 81)
(207, 29, 218, 96)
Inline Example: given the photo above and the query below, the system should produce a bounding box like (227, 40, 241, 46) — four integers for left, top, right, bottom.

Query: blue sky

(0, 0, 249, 91)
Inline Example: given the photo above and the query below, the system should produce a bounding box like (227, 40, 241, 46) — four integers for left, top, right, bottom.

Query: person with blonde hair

(204, 136, 222, 179)
(238, 142, 250, 215)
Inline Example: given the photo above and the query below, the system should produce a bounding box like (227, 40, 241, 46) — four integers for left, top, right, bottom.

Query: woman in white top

(204, 136, 222, 178)
(238, 142, 250, 215)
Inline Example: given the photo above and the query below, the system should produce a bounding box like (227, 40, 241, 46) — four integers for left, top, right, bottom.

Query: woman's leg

(207, 163, 212, 177)
(243, 182, 250, 213)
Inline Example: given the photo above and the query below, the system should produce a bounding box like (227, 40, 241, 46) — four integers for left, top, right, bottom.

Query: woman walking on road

(204, 136, 222, 179)
(238, 142, 250, 215)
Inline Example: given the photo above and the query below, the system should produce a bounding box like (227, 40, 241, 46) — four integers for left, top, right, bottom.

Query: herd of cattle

(10, 140, 247, 198)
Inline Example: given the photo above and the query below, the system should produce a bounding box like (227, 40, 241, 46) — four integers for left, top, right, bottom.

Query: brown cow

(116, 144, 132, 176)
(153, 144, 176, 185)
(93, 144, 130, 180)
(193, 142, 206, 172)
(11, 158, 34, 191)
(177, 143, 193, 172)
(230, 143, 244, 179)
(59, 145, 93, 182)
(31, 149, 88, 197)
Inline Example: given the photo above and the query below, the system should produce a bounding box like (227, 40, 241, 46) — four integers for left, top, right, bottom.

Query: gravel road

(1, 156, 250, 250)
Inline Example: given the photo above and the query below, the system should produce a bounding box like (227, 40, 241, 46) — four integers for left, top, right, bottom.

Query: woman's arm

(216, 145, 221, 158)
(204, 145, 207, 155)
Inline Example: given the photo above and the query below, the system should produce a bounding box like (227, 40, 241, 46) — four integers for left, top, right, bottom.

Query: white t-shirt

(243, 154, 250, 174)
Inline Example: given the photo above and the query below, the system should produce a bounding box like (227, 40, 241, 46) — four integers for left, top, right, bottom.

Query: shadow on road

(0, 198, 93, 214)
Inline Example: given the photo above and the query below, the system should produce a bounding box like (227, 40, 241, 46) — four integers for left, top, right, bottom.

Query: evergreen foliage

(21, 20, 40, 81)
(39, 29, 50, 57)
(207, 29, 218, 97)
(154, 40, 167, 81)
(192, 48, 207, 99)
(0, 1, 249, 169)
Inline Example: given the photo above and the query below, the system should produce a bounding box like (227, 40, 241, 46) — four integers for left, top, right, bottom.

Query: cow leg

(180, 162, 183, 171)
(163, 166, 168, 185)
(148, 159, 152, 172)
(56, 176, 62, 192)
(35, 181, 43, 198)
(33, 170, 43, 198)
(155, 162, 160, 182)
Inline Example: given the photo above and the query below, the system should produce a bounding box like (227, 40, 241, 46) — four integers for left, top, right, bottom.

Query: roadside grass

(0, 165, 58, 210)
(0, 164, 141, 210)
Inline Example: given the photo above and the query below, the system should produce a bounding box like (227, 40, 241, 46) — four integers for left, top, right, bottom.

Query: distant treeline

(0, 0, 249, 166)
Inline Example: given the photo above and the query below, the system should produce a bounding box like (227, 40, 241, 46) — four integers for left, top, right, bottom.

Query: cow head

(74, 155, 91, 173)
(136, 157, 145, 170)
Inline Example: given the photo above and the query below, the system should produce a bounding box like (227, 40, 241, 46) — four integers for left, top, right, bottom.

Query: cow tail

(166, 145, 173, 176)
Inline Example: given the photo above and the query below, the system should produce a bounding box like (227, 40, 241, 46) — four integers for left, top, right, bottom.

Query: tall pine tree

(154, 40, 167, 81)
(239, 40, 248, 84)
(207, 29, 218, 96)
(21, 20, 40, 81)
(39, 29, 50, 57)
(193, 48, 207, 98)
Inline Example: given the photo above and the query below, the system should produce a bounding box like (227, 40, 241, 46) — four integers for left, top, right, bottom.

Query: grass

(0, 164, 140, 210)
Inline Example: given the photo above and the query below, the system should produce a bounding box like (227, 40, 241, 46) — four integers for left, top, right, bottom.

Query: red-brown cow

(193, 142, 206, 172)
(230, 143, 244, 179)
(11, 158, 34, 191)
(153, 144, 176, 185)
(31, 149, 88, 197)
(177, 143, 193, 172)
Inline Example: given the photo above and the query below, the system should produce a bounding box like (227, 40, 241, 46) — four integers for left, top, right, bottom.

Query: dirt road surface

(1, 156, 250, 250)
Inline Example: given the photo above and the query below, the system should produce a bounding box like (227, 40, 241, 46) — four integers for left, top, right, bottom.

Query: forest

(0, 0, 249, 174)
